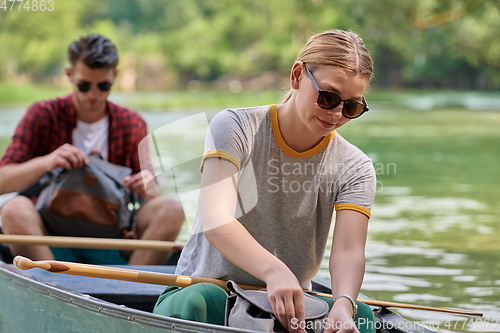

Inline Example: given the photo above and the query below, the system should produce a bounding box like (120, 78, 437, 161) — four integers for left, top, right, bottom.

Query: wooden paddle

(13, 255, 258, 290)
(13, 256, 483, 317)
(0, 235, 184, 251)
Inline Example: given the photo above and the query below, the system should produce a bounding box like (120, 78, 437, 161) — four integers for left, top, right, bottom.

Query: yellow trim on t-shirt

(269, 104, 333, 158)
(334, 203, 371, 218)
(200, 150, 241, 172)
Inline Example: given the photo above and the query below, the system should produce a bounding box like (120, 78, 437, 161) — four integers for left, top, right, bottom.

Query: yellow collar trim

(269, 104, 333, 158)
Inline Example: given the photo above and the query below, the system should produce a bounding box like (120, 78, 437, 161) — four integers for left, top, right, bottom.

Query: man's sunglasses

(76, 81, 113, 93)
(304, 66, 369, 119)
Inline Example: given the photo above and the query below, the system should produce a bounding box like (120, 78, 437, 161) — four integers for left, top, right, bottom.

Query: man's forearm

(0, 157, 50, 194)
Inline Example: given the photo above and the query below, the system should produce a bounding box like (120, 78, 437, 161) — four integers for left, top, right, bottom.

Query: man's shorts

(51, 247, 128, 265)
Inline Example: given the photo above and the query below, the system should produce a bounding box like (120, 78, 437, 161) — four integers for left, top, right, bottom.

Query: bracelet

(332, 294, 358, 319)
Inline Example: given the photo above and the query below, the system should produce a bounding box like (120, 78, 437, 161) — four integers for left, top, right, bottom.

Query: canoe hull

(0, 261, 435, 333)
(0, 262, 251, 333)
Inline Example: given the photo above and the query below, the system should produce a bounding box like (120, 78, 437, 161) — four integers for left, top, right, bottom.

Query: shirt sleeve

(133, 116, 153, 174)
(201, 109, 250, 172)
(0, 104, 43, 167)
(334, 158, 376, 218)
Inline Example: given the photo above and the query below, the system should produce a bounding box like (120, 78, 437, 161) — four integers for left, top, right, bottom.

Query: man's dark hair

(68, 34, 119, 70)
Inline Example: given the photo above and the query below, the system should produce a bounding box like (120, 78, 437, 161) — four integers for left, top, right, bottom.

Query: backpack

(35, 154, 134, 238)
(225, 281, 329, 333)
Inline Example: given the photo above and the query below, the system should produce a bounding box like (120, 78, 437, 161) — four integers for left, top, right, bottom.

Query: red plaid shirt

(0, 94, 153, 173)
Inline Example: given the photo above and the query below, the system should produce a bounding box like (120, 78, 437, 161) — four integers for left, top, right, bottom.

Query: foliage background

(0, 0, 499, 92)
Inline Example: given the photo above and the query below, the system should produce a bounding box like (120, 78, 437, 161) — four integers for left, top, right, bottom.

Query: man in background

(0, 33, 184, 265)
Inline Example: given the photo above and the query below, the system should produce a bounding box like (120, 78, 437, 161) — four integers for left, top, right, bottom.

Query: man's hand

(122, 170, 160, 198)
(44, 144, 88, 171)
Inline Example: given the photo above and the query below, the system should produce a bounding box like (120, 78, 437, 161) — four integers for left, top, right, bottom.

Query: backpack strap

(122, 193, 139, 238)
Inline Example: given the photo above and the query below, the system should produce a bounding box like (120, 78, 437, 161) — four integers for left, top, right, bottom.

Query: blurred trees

(0, 0, 499, 89)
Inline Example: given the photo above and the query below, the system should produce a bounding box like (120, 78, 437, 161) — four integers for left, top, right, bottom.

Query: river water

(0, 92, 499, 333)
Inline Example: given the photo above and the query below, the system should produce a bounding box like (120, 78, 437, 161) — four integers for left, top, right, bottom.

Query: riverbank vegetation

(1, 0, 499, 93)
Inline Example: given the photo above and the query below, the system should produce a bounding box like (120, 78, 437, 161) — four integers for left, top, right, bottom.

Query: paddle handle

(0, 234, 184, 251)
(13, 256, 483, 317)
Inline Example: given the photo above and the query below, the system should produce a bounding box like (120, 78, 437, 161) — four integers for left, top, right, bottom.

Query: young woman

(154, 29, 376, 333)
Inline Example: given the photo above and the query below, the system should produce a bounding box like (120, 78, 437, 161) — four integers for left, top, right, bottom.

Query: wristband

(332, 294, 358, 319)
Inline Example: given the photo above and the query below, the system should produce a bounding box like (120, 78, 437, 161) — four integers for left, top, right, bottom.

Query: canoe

(0, 257, 436, 333)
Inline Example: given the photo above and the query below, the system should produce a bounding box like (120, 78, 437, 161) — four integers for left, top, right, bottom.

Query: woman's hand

(323, 298, 358, 333)
(265, 270, 306, 333)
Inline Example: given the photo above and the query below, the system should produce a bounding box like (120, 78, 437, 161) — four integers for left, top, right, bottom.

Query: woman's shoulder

(216, 105, 270, 120)
(210, 105, 270, 129)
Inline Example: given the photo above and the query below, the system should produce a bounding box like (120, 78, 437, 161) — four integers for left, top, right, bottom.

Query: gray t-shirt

(176, 105, 376, 288)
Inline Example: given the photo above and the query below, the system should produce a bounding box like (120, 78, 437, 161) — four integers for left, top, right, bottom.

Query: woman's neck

(276, 103, 324, 153)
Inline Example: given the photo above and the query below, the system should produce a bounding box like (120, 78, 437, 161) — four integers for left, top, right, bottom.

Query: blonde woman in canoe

(155, 29, 376, 333)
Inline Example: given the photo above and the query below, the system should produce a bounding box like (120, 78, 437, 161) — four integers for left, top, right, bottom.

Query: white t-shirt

(72, 116, 109, 160)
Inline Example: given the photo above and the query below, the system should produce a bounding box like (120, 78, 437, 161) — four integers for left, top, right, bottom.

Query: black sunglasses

(76, 81, 113, 93)
(304, 66, 369, 119)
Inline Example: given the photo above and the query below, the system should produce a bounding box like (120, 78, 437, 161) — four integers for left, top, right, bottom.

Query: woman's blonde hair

(281, 30, 373, 103)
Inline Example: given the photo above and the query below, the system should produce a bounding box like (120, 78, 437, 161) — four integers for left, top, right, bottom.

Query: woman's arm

(326, 209, 369, 333)
(200, 157, 306, 333)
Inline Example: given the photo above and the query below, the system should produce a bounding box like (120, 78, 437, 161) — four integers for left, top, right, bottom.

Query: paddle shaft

(13, 255, 259, 290)
(0, 235, 183, 251)
(358, 299, 483, 316)
(13, 256, 483, 317)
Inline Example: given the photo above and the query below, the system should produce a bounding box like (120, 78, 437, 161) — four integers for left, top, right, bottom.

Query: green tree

(0, 1, 95, 80)
(0, 0, 499, 89)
